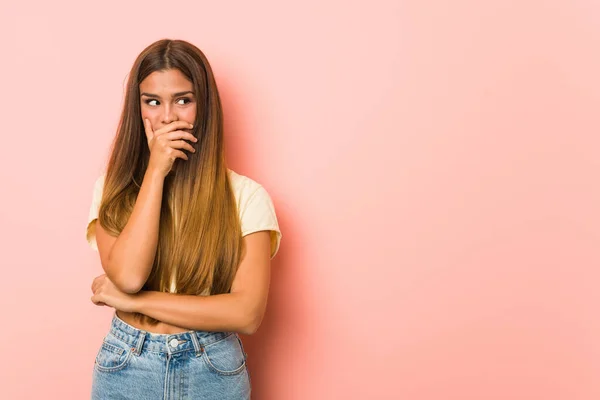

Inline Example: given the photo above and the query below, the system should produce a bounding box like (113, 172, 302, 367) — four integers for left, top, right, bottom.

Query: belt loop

(133, 331, 146, 356)
(189, 332, 203, 357)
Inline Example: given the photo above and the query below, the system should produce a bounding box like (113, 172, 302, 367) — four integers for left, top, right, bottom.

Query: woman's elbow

(104, 258, 147, 294)
(239, 310, 264, 335)
(109, 270, 144, 294)
(239, 321, 259, 336)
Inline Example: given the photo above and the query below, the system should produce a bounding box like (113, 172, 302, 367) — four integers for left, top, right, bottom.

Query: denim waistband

(108, 311, 232, 356)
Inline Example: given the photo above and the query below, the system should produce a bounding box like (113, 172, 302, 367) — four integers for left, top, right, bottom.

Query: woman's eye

(144, 98, 191, 106)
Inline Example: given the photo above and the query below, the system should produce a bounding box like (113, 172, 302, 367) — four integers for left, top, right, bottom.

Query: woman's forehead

(140, 69, 193, 93)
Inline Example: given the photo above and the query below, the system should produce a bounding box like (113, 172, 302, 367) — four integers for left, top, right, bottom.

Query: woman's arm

(132, 231, 272, 335)
(96, 168, 164, 294)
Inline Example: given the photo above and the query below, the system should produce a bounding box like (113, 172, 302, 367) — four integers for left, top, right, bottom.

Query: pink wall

(1, 0, 600, 398)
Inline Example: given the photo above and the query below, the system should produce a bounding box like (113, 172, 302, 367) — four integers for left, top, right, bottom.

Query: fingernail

(190, 124, 194, 128)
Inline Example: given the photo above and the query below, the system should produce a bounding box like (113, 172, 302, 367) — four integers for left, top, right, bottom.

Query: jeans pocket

(94, 333, 133, 373)
(202, 333, 247, 376)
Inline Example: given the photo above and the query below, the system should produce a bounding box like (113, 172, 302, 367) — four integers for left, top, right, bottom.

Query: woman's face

(139, 68, 197, 132)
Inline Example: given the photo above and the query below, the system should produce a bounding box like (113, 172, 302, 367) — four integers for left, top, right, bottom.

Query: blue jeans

(91, 311, 251, 399)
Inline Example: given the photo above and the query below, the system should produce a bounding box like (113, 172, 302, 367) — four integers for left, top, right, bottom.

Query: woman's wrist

(128, 291, 147, 313)
(144, 167, 165, 183)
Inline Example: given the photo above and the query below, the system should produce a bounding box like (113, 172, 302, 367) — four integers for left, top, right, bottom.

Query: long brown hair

(97, 39, 243, 326)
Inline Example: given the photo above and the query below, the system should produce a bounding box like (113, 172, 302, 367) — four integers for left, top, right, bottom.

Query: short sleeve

(85, 175, 105, 251)
(240, 185, 282, 259)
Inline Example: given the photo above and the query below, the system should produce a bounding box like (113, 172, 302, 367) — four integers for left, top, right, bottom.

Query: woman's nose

(161, 105, 177, 124)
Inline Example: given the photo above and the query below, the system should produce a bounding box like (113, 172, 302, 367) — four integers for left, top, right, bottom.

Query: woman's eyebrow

(140, 91, 195, 98)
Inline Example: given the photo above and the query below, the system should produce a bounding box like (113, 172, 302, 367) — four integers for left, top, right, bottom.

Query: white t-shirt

(85, 169, 282, 293)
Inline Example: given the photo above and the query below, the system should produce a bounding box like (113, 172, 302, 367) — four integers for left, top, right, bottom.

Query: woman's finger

(91, 294, 107, 307)
(154, 120, 193, 137)
(91, 274, 104, 293)
(91, 278, 99, 293)
(168, 139, 196, 153)
(143, 118, 154, 146)
(160, 130, 198, 144)
(172, 149, 188, 161)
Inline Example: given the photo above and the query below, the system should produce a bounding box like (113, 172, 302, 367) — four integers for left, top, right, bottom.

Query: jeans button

(169, 338, 179, 348)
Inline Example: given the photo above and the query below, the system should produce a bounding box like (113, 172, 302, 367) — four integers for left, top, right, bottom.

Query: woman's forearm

(107, 168, 164, 293)
(132, 291, 260, 335)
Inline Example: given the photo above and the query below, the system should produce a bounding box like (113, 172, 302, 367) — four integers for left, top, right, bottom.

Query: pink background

(1, 0, 600, 398)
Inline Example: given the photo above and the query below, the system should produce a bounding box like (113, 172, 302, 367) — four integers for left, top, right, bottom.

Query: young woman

(85, 39, 282, 399)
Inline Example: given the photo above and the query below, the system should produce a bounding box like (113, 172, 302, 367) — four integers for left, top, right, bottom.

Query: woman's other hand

(91, 273, 138, 313)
